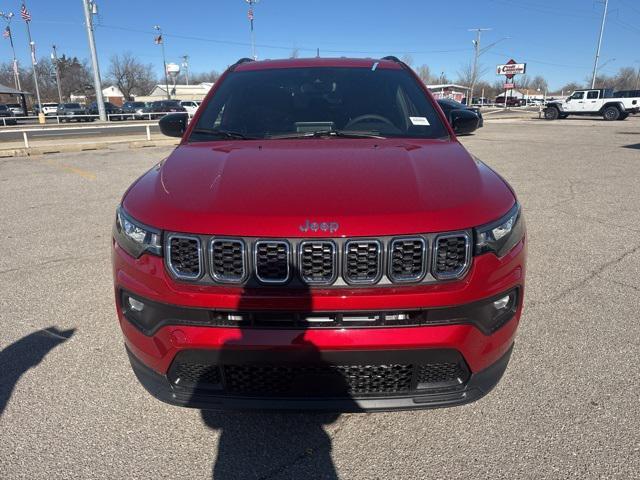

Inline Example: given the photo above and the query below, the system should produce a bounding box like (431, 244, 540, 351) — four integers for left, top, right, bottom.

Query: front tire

(602, 106, 620, 121)
(544, 107, 559, 120)
(618, 113, 629, 121)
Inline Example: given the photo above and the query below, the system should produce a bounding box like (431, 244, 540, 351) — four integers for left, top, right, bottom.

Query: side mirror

(450, 109, 479, 135)
(159, 112, 188, 138)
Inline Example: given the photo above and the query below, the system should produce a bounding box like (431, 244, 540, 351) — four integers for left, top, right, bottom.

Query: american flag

(2, 26, 10, 39)
(247, 8, 254, 21)
(21, 3, 31, 22)
(154, 34, 163, 44)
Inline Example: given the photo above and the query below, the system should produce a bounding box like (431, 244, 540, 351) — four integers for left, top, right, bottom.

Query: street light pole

(82, 0, 106, 121)
(0, 12, 21, 92)
(246, 0, 259, 60)
(51, 44, 63, 103)
(468, 28, 490, 106)
(154, 25, 170, 100)
(182, 54, 190, 85)
(591, 0, 609, 89)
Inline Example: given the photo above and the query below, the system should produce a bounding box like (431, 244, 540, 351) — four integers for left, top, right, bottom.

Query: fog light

(493, 295, 510, 310)
(228, 314, 244, 322)
(128, 297, 145, 312)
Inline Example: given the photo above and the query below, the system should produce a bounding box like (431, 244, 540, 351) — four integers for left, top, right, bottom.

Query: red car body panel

(112, 57, 526, 411)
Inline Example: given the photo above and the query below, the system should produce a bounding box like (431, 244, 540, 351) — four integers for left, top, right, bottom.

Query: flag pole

(154, 26, 170, 100)
(246, 0, 259, 60)
(0, 12, 21, 91)
(21, 3, 43, 117)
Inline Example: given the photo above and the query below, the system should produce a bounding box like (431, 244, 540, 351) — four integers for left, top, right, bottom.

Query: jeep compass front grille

(165, 232, 472, 285)
(389, 238, 427, 282)
(344, 240, 382, 284)
(433, 234, 470, 279)
(299, 241, 336, 284)
(255, 241, 290, 283)
(167, 235, 202, 279)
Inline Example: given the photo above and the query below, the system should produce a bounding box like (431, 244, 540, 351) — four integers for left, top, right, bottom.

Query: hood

(123, 139, 515, 237)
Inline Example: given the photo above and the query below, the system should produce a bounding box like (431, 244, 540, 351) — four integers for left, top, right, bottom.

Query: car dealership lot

(1, 117, 639, 479)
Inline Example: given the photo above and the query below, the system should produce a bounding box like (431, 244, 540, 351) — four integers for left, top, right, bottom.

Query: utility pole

(634, 61, 640, 90)
(591, 0, 609, 89)
(51, 44, 63, 103)
(182, 55, 189, 85)
(468, 28, 491, 106)
(82, 0, 106, 121)
(21, 2, 43, 118)
(154, 25, 170, 100)
(246, 0, 259, 60)
(0, 12, 21, 92)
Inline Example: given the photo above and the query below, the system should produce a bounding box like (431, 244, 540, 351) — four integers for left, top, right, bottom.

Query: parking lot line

(39, 158, 97, 181)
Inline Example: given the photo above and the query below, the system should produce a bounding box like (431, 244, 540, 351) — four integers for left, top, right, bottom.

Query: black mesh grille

(344, 241, 381, 283)
(300, 242, 335, 284)
(168, 236, 201, 278)
(169, 362, 221, 389)
(434, 235, 468, 278)
(255, 241, 289, 283)
(390, 238, 426, 281)
(417, 362, 468, 387)
(211, 239, 245, 282)
(223, 364, 414, 396)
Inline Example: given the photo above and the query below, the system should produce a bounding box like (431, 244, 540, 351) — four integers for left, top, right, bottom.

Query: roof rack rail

(381, 56, 402, 63)
(230, 57, 254, 71)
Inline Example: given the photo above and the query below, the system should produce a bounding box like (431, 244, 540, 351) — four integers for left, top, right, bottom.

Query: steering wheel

(344, 114, 395, 130)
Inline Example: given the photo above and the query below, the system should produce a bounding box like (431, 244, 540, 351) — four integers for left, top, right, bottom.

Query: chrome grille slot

(299, 241, 336, 284)
(210, 239, 246, 283)
(167, 235, 202, 280)
(343, 240, 382, 284)
(254, 240, 290, 284)
(433, 234, 470, 280)
(389, 237, 427, 282)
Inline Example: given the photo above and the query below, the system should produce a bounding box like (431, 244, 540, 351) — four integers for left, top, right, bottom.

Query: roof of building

(426, 84, 471, 91)
(0, 83, 31, 95)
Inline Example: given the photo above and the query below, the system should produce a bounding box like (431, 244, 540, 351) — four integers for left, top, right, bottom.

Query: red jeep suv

(112, 57, 526, 411)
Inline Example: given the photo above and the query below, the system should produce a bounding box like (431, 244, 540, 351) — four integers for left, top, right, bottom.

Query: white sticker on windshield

(409, 116, 430, 126)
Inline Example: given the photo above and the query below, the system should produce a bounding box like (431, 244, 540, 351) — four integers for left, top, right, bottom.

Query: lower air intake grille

(344, 240, 381, 284)
(417, 362, 468, 387)
(210, 239, 245, 282)
(390, 238, 427, 281)
(223, 363, 414, 396)
(255, 241, 290, 283)
(299, 241, 336, 284)
(168, 235, 201, 279)
(433, 234, 469, 279)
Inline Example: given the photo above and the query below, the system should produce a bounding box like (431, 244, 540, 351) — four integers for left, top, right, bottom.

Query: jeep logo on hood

(299, 220, 339, 234)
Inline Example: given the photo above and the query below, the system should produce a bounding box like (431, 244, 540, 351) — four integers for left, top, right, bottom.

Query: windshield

(191, 66, 449, 141)
(64, 103, 81, 108)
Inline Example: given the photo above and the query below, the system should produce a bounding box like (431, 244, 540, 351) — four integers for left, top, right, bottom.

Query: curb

(0, 138, 179, 158)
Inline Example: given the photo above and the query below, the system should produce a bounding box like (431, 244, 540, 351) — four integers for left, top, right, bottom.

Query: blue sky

(2, 0, 639, 90)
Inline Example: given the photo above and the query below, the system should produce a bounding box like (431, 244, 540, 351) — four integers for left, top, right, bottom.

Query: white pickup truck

(544, 88, 639, 121)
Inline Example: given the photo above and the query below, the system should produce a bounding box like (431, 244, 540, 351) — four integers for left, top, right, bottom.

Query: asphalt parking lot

(1, 117, 639, 479)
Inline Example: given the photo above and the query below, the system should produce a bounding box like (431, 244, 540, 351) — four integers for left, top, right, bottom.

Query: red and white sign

(503, 83, 515, 89)
(496, 59, 526, 78)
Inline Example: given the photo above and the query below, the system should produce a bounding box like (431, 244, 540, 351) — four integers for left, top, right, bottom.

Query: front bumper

(113, 237, 525, 411)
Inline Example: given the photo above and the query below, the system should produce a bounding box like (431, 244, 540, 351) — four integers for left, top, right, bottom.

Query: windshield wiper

(269, 130, 386, 140)
(190, 128, 257, 140)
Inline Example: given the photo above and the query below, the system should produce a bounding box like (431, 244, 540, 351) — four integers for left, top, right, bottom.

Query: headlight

(113, 206, 162, 258)
(475, 203, 524, 257)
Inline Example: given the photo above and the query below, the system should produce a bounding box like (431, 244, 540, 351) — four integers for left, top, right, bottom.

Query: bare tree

(190, 70, 220, 84)
(415, 65, 436, 85)
(530, 75, 549, 92)
(290, 47, 299, 59)
(108, 52, 157, 100)
(400, 54, 414, 67)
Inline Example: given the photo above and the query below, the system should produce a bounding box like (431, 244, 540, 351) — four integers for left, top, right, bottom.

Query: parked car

(0, 104, 17, 125)
(180, 100, 200, 116)
(87, 101, 123, 120)
(113, 56, 526, 412)
(494, 96, 524, 107)
(6, 103, 25, 116)
(437, 98, 483, 131)
(34, 103, 59, 116)
(121, 101, 147, 120)
(544, 88, 640, 120)
(142, 100, 187, 119)
(56, 103, 92, 122)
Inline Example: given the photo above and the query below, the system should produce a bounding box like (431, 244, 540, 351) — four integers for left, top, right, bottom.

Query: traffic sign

(503, 83, 515, 89)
